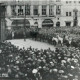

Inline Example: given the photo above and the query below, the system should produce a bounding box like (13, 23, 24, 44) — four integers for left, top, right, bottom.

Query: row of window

(11, 5, 61, 16)
(56, 5, 61, 15)
(66, 12, 72, 16)
(66, 1, 80, 4)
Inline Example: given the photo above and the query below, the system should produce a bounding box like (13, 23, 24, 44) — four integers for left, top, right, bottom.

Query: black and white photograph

(0, 0, 80, 80)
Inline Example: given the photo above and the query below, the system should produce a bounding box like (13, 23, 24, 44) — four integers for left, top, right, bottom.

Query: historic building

(61, 0, 80, 27)
(2, 0, 80, 30)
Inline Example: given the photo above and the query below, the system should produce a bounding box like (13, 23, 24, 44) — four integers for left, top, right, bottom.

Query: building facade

(3, 0, 80, 29)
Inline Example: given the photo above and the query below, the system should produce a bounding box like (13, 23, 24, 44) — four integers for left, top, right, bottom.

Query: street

(7, 39, 55, 51)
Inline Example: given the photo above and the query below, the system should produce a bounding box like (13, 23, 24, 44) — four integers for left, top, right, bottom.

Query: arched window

(34, 22, 38, 28)
(56, 21, 60, 27)
(12, 19, 30, 29)
(42, 19, 53, 27)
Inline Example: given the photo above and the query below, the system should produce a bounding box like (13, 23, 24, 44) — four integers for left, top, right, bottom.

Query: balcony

(6, 14, 56, 19)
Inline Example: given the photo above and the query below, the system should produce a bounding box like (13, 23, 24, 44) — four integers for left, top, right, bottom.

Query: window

(56, 5, 61, 15)
(69, 1, 71, 3)
(42, 5, 46, 15)
(25, 5, 30, 15)
(66, 12, 71, 16)
(66, 22, 71, 26)
(69, 12, 71, 16)
(74, 1, 76, 3)
(33, 5, 38, 15)
(11, 5, 16, 16)
(66, 12, 68, 16)
(18, 6, 23, 16)
(66, 1, 68, 4)
(49, 5, 53, 16)
(56, 22, 60, 27)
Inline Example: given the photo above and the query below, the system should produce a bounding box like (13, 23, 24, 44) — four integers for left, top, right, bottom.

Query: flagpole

(23, 0, 26, 41)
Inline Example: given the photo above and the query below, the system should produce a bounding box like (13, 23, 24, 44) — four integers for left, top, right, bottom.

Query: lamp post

(0, 3, 6, 42)
(23, 1, 26, 41)
(23, 14, 26, 41)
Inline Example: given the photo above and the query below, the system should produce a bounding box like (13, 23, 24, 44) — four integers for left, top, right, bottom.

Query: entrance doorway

(34, 22, 38, 28)
(66, 22, 71, 27)
(12, 19, 30, 30)
(56, 22, 60, 27)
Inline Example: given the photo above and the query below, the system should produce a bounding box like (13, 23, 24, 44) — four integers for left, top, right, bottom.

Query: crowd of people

(6, 28, 80, 49)
(3, 27, 80, 80)
(0, 41, 80, 80)
(6, 27, 80, 49)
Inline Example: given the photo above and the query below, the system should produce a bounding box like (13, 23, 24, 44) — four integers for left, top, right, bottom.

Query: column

(15, 5, 18, 16)
(54, 5, 56, 16)
(52, 5, 54, 16)
(60, 5, 61, 15)
(47, 5, 49, 16)
(22, 6, 25, 16)
(38, 5, 42, 16)
(6, 5, 12, 17)
(22, 5, 25, 16)
(54, 22, 56, 27)
(38, 19, 42, 28)
(31, 5, 33, 16)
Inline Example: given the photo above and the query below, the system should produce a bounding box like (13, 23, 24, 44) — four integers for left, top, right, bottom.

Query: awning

(42, 19, 53, 27)
(42, 19, 53, 23)
(34, 22, 38, 26)
(42, 23, 53, 25)
(65, 21, 71, 22)
(12, 24, 30, 27)
(12, 19, 30, 27)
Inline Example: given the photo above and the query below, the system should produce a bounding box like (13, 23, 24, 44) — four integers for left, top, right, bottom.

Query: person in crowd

(12, 31, 14, 39)
(0, 41, 80, 80)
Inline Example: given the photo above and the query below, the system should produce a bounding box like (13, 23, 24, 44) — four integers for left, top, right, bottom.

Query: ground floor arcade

(5, 16, 80, 30)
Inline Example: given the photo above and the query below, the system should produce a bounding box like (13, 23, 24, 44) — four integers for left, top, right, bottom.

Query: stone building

(61, 0, 80, 27)
(3, 0, 80, 30)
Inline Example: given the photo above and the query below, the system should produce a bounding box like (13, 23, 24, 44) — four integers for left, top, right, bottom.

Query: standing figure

(12, 31, 14, 39)
(23, 31, 26, 41)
